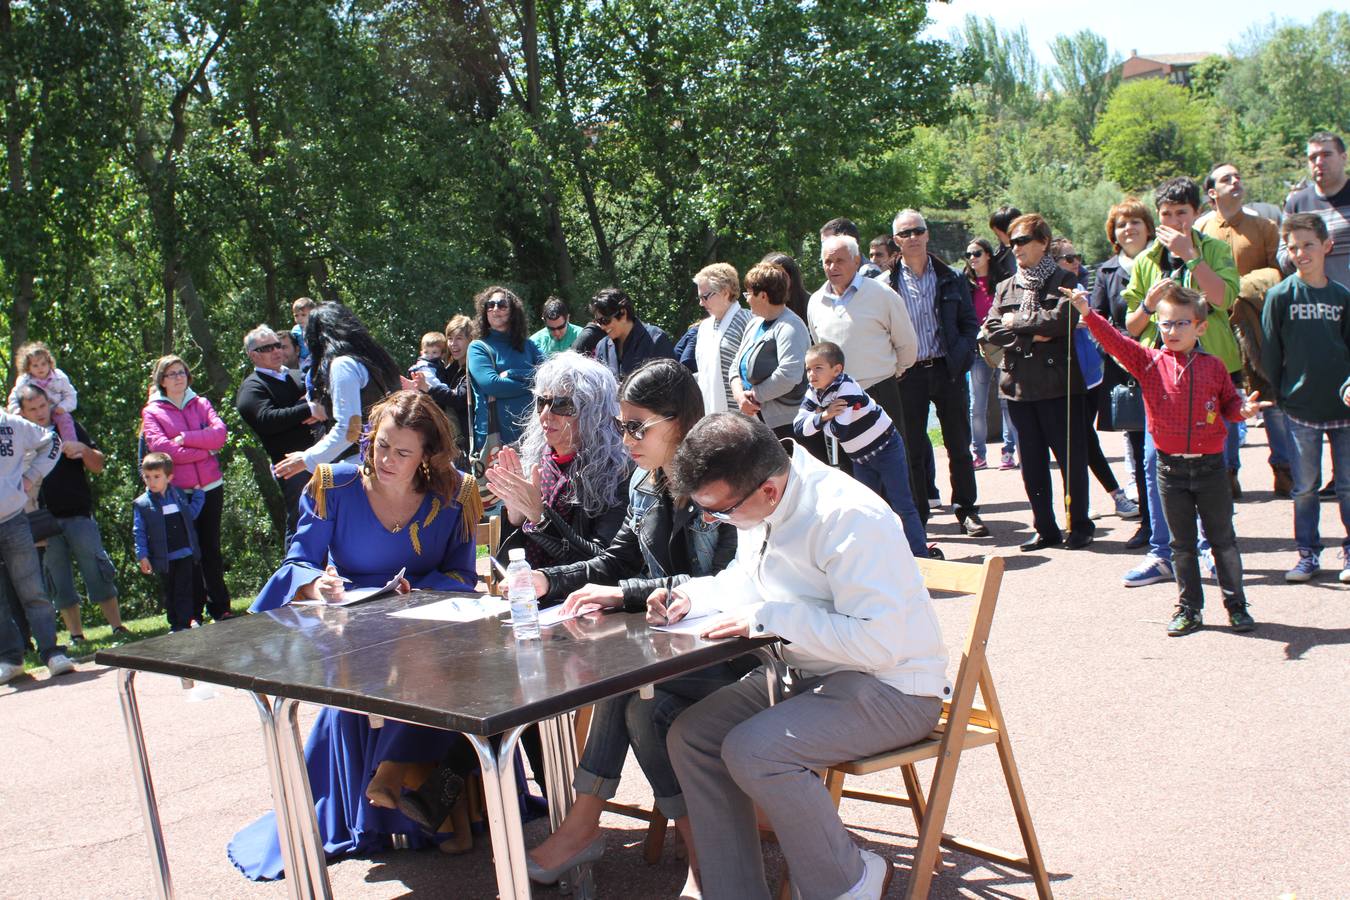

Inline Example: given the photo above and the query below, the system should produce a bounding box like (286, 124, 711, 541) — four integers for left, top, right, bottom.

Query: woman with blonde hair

(691, 262, 751, 413)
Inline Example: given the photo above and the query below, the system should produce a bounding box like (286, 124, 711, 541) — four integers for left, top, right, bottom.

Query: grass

(21, 596, 255, 672)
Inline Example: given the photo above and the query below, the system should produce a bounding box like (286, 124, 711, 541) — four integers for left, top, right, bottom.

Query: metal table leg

(116, 669, 173, 900)
(468, 725, 530, 900)
(537, 713, 593, 897)
(276, 698, 335, 900)
(249, 693, 305, 900)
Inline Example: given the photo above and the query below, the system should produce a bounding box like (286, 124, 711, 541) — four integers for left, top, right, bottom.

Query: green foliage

(1093, 80, 1220, 192)
(1049, 30, 1121, 147)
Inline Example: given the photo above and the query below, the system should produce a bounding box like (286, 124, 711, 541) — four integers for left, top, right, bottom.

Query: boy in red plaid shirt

(1068, 281, 1268, 635)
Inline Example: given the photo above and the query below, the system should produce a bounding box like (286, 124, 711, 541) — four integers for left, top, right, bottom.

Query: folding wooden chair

(474, 514, 502, 590)
(781, 554, 1052, 899)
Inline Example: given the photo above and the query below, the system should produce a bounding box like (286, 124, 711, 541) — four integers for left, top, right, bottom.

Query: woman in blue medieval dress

(229, 391, 485, 879)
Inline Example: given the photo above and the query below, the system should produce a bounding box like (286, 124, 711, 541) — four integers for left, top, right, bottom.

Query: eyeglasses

(894, 227, 928, 240)
(614, 415, 671, 440)
(963, 250, 985, 259)
(1056, 254, 1080, 264)
(592, 314, 613, 326)
(702, 482, 763, 522)
(535, 395, 578, 417)
(1157, 319, 1194, 331)
(698, 290, 716, 302)
(484, 298, 512, 310)
(546, 321, 568, 333)
(163, 370, 189, 380)
(249, 342, 283, 354)
(1009, 234, 1039, 248)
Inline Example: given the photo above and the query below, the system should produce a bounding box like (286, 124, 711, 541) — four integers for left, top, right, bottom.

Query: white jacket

(682, 443, 951, 700)
(0, 411, 60, 523)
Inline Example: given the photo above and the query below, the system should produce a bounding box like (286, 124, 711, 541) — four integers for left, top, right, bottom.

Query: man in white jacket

(661, 413, 950, 900)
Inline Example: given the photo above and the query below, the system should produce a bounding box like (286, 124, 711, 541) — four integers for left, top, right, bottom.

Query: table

(97, 590, 772, 899)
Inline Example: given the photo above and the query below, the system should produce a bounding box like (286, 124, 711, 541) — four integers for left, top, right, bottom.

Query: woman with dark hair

(487, 352, 632, 568)
(272, 302, 401, 480)
(980, 213, 1095, 551)
(522, 359, 743, 896)
(761, 251, 811, 322)
(467, 286, 544, 451)
(731, 262, 811, 440)
(1092, 199, 1157, 551)
(230, 391, 484, 878)
(965, 237, 1017, 470)
(140, 355, 232, 623)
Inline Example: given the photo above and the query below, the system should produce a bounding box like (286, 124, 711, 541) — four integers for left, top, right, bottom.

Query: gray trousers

(668, 668, 941, 900)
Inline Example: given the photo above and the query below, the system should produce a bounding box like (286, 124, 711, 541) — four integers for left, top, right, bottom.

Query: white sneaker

(46, 653, 76, 677)
(0, 661, 22, 685)
(838, 849, 894, 900)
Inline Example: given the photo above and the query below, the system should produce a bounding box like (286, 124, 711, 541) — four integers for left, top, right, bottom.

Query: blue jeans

(969, 364, 1015, 460)
(43, 515, 119, 610)
(850, 434, 928, 557)
(0, 511, 61, 665)
(1288, 419, 1350, 555)
(575, 659, 750, 819)
(1143, 429, 1171, 562)
(1264, 406, 1295, 468)
(1224, 420, 1241, 472)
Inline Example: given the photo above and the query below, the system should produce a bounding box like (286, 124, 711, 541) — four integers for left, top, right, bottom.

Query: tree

(951, 15, 1041, 120)
(1093, 80, 1220, 192)
(1049, 30, 1120, 147)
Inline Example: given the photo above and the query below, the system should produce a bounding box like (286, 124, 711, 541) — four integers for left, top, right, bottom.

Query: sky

(920, 0, 1345, 67)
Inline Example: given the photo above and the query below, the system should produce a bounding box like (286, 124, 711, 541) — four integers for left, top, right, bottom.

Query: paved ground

(3, 430, 1348, 899)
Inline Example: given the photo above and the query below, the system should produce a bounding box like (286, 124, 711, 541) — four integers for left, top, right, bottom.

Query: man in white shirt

(661, 413, 950, 900)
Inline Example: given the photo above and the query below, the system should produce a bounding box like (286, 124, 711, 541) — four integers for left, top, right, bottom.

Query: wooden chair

(782, 554, 1051, 899)
(474, 514, 502, 590)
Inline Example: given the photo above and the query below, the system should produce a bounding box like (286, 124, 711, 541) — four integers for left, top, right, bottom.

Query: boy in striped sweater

(795, 342, 929, 557)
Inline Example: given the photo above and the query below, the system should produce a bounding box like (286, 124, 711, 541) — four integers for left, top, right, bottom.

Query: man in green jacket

(1117, 177, 1244, 591)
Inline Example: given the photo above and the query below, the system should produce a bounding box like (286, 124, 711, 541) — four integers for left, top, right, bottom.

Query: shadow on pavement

(1233, 619, 1350, 661)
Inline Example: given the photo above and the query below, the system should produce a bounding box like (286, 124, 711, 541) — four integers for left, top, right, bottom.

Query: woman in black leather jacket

(523, 359, 743, 896)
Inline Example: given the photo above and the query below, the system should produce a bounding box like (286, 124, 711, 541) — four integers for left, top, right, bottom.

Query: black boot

(396, 763, 465, 832)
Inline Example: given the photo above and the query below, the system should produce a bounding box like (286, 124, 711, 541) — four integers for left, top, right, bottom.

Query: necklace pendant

(392, 522, 402, 532)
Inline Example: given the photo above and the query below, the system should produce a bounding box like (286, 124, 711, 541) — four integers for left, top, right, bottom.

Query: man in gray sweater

(0, 407, 72, 684)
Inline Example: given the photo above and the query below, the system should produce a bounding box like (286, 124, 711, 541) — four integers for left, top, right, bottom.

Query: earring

(420, 460, 431, 479)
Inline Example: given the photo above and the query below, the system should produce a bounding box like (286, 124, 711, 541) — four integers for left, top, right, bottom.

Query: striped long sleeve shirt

(793, 373, 897, 462)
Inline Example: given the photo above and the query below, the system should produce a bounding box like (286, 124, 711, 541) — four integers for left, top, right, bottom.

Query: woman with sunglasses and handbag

(467, 287, 544, 459)
(520, 359, 744, 896)
(965, 237, 1019, 471)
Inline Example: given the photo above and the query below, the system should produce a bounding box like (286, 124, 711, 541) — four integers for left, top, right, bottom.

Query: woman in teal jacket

(467, 286, 544, 449)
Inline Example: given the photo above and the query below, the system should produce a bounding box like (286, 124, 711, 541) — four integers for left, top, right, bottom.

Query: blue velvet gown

(229, 464, 488, 880)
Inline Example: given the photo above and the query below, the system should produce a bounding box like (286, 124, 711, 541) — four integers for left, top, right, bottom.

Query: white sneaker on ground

(46, 653, 75, 676)
(0, 661, 22, 685)
(1123, 555, 1173, 587)
(848, 849, 894, 900)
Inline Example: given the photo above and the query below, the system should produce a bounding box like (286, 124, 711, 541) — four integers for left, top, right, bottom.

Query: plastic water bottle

(506, 548, 540, 640)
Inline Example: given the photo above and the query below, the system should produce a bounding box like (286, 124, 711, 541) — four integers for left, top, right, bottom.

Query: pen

(489, 556, 510, 580)
(662, 575, 673, 626)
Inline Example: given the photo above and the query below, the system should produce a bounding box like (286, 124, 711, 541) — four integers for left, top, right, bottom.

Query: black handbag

(26, 508, 62, 542)
(1106, 379, 1145, 433)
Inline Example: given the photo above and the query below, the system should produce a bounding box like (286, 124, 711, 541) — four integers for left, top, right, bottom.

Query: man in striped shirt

(888, 209, 989, 537)
(795, 342, 928, 558)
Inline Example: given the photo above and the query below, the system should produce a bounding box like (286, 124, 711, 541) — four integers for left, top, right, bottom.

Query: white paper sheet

(649, 607, 722, 635)
(292, 567, 407, 607)
(388, 594, 510, 622)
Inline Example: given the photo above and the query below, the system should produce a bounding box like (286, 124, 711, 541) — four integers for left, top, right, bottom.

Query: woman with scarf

(980, 213, 1095, 551)
(690, 263, 751, 414)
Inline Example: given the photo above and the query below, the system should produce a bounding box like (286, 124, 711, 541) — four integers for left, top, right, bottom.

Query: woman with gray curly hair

(486, 352, 632, 568)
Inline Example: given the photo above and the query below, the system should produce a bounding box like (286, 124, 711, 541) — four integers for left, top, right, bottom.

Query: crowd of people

(0, 127, 1348, 900)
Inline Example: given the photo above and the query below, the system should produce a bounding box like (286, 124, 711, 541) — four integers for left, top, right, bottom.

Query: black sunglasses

(703, 482, 763, 522)
(1009, 234, 1039, 247)
(484, 298, 512, 310)
(614, 415, 671, 439)
(535, 395, 578, 417)
(546, 321, 568, 333)
(964, 250, 985, 259)
(1056, 254, 1080, 264)
(249, 342, 283, 353)
(592, 314, 613, 326)
(894, 227, 928, 239)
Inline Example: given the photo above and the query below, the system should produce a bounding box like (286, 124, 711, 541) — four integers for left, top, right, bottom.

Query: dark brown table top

(97, 590, 771, 735)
